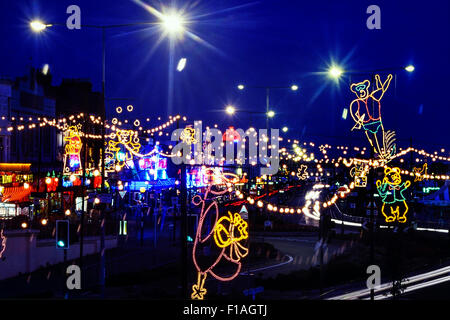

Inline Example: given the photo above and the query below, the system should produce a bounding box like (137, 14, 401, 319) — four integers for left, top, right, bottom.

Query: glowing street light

(30, 20, 51, 32)
(405, 65, 415, 72)
(237, 84, 245, 90)
(291, 84, 298, 91)
(160, 12, 185, 36)
(177, 57, 187, 71)
(225, 105, 236, 115)
(328, 65, 344, 79)
(267, 110, 275, 118)
(282, 126, 288, 132)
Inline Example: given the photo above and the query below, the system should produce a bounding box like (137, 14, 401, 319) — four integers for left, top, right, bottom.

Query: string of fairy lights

(4, 107, 450, 165)
(3, 104, 449, 183)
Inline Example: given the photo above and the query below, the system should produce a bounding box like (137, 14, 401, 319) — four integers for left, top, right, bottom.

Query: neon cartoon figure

(63, 125, 83, 175)
(350, 74, 394, 160)
(376, 166, 411, 223)
(191, 173, 248, 300)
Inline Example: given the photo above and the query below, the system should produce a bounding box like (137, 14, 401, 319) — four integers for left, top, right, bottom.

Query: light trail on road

(327, 265, 450, 300)
(240, 254, 293, 275)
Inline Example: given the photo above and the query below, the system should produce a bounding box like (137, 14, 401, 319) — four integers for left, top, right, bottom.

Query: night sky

(1, 0, 449, 150)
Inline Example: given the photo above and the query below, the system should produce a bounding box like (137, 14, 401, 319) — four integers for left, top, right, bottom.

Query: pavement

(0, 221, 181, 299)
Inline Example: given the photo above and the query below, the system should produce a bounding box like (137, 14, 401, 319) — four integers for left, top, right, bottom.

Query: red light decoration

(222, 126, 241, 142)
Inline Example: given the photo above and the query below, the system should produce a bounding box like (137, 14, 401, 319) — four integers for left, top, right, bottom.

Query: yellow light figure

(349, 163, 368, 187)
(412, 163, 427, 182)
(180, 127, 197, 144)
(191, 187, 249, 300)
(105, 129, 141, 171)
(191, 272, 208, 300)
(296, 165, 308, 180)
(350, 74, 395, 161)
(376, 167, 411, 223)
(63, 125, 83, 175)
(213, 212, 249, 262)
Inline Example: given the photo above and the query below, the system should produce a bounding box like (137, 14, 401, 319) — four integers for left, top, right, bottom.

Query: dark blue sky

(2, 0, 449, 150)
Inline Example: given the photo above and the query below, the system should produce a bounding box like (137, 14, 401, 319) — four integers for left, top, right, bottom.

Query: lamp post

(236, 83, 298, 134)
(30, 12, 186, 298)
(235, 83, 298, 217)
(30, 16, 186, 191)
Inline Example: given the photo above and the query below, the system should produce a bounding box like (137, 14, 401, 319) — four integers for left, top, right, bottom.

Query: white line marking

(241, 255, 294, 275)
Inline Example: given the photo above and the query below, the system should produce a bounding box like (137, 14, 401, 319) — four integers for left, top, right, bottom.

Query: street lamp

(160, 12, 185, 36)
(225, 105, 236, 115)
(30, 20, 51, 32)
(405, 65, 415, 72)
(177, 58, 187, 71)
(282, 126, 288, 132)
(30, 11, 188, 298)
(328, 65, 344, 79)
(235, 83, 298, 127)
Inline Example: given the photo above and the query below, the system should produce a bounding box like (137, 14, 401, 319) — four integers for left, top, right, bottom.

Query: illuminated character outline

(412, 163, 427, 182)
(376, 166, 411, 223)
(350, 74, 395, 160)
(180, 126, 197, 145)
(349, 162, 368, 187)
(297, 165, 308, 180)
(213, 211, 249, 262)
(63, 125, 83, 175)
(106, 129, 141, 170)
(191, 175, 248, 300)
(0, 229, 6, 259)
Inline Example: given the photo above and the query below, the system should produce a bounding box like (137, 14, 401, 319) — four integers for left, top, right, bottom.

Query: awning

(0, 163, 31, 172)
(1, 186, 32, 203)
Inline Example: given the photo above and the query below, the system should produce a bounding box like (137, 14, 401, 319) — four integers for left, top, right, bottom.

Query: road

(247, 234, 353, 279)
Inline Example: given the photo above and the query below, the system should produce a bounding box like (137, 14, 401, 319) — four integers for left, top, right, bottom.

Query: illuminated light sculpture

(0, 229, 6, 258)
(376, 166, 411, 223)
(412, 163, 428, 182)
(191, 182, 249, 300)
(350, 74, 396, 161)
(296, 165, 308, 180)
(180, 126, 197, 144)
(63, 125, 83, 175)
(349, 162, 368, 187)
(222, 127, 241, 143)
(213, 212, 249, 262)
(105, 129, 141, 171)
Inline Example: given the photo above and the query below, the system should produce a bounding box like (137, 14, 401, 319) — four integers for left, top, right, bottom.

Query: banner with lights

(63, 125, 83, 175)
